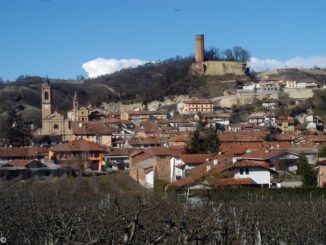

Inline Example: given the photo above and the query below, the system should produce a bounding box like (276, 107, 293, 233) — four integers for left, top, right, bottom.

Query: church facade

(39, 82, 89, 141)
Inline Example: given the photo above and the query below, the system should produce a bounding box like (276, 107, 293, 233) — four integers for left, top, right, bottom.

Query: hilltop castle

(191, 34, 246, 76)
(39, 81, 89, 141)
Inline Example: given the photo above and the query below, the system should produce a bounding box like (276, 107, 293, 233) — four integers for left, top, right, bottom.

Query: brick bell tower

(41, 81, 52, 119)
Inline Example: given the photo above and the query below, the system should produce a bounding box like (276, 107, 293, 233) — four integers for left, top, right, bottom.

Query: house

(227, 160, 277, 187)
(104, 148, 136, 171)
(276, 116, 295, 132)
(199, 112, 231, 126)
(305, 115, 324, 131)
(258, 80, 281, 94)
(297, 79, 318, 89)
(306, 134, 326, 145)
(170, 154, 219, 182)
(171, 158, 277, 190)
(285, 80, 297, 88)
(248, 113, 265, 126)
(49, 139, 107, 171)
(240, 149, 299, 172)
(120, 111, 167, 123)
(219, 132, 265, 143)
(168, 135, 191, 147)
(248, 113, 276, 127)
(72, 121, 113, 146)
(125, 136, 168, 148)
(0, 147, 48, 162)
(129, 147, 183, 188)
(0, 159, 60, 179)
(135, 159, 154, 188)
(178, 100, 214, 114)
(260, 99, 278, 109)
(219, 142, 269, 156)
(89, 110, 106, 121)
(235, 80, 258, 93)
(226, 123, 243, 132)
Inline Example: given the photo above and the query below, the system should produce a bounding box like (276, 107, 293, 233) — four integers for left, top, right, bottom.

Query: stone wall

(202, 61, 246, 76)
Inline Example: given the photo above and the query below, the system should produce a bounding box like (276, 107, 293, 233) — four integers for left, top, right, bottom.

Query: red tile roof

(201, 113, 231, 118)
(183, 100, 213, 104)
(50, 139, 107, 152)
(275, 133, 296, 141)
(241, 149, 284, 160)
(219, 142, 268, 155)
(0, 147, 48, 158)
(178, 154, 217, 165)
(6, 159, 34, 167)
(306, 134, 326, 143)
(228, 159, 271, 170)
(172, 162, 230, 188)
(108, 148, 136, 156)
(72, 121, 114, 135)
(213, 177, 257, 186)
(127, 137, 167, 146)
(219, 132, 264, 142)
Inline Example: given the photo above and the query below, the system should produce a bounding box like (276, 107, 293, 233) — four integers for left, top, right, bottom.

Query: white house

(228, 160, 276, 186)
(169, 154, 218, 183)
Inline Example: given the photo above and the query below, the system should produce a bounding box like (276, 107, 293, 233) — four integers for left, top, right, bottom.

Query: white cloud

(249, 55, 326, 72)
(82, 58, 148, 78)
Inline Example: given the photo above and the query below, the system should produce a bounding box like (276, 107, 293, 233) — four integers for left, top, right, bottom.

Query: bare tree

(204, 47, 221, 61)
(223, 48, 235, 61)
(233, 46, 251, 62)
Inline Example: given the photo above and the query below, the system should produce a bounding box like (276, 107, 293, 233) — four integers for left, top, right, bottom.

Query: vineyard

(1, 173, 326, 244)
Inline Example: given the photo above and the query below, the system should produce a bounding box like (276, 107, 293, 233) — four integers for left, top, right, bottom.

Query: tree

(232, 46, 251, 62)
(185, 116, 220, 154)
(223, 48, 235, 61)
(5, 105, 27, 147)
(297, 152, 317, 187)
(204, 47, 220, 61)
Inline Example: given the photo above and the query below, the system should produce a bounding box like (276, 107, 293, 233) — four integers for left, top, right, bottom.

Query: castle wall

(202, 61, 246, 76)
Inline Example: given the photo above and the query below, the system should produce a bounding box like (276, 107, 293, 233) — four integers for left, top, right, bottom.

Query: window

(245, 168, 249, 175)
(44, 92, 49, 100)
(53, 124, 59, 130)
(240, 169, 244, 175)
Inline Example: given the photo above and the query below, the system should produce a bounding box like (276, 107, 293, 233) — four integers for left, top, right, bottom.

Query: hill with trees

(0, 56, 215, 128)
(2, 55, 326, 130)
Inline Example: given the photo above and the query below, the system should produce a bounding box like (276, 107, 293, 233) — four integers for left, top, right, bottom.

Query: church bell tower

(41, 81, 52, 119)
(72, 91, 78, 121)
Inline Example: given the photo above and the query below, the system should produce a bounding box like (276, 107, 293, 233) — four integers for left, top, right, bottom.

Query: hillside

(0, 57, 214, 125)
(257, 68, 326, 84)
(2, 59, 326, 127)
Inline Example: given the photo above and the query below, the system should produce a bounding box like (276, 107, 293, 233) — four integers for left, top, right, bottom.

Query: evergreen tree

(297, 152, 317, 187)
(185, 116, 220, 154)
(5, 105, 26, 147)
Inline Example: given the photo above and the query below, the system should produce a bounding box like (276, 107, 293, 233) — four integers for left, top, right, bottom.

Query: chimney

(195, 34, 204, 63)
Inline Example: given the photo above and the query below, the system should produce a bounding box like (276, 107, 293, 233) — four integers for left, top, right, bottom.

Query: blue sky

(1, 0, 326, 80)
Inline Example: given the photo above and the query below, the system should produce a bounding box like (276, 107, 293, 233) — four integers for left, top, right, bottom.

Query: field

(1, 174, 326, 244)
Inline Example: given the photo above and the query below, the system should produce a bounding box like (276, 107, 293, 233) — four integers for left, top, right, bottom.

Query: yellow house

(277, 116, 295, 132)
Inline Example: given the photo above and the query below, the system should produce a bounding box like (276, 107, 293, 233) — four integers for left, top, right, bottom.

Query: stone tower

(41, 81, 52, 119)
(195, 34, 204, 63)
(72, 91, 78, 121)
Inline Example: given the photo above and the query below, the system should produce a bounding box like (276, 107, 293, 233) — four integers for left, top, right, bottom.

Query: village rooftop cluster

(1, 78, 326, 190)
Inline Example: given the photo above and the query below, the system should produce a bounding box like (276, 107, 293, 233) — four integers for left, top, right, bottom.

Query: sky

(1, 0, 326, 80)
